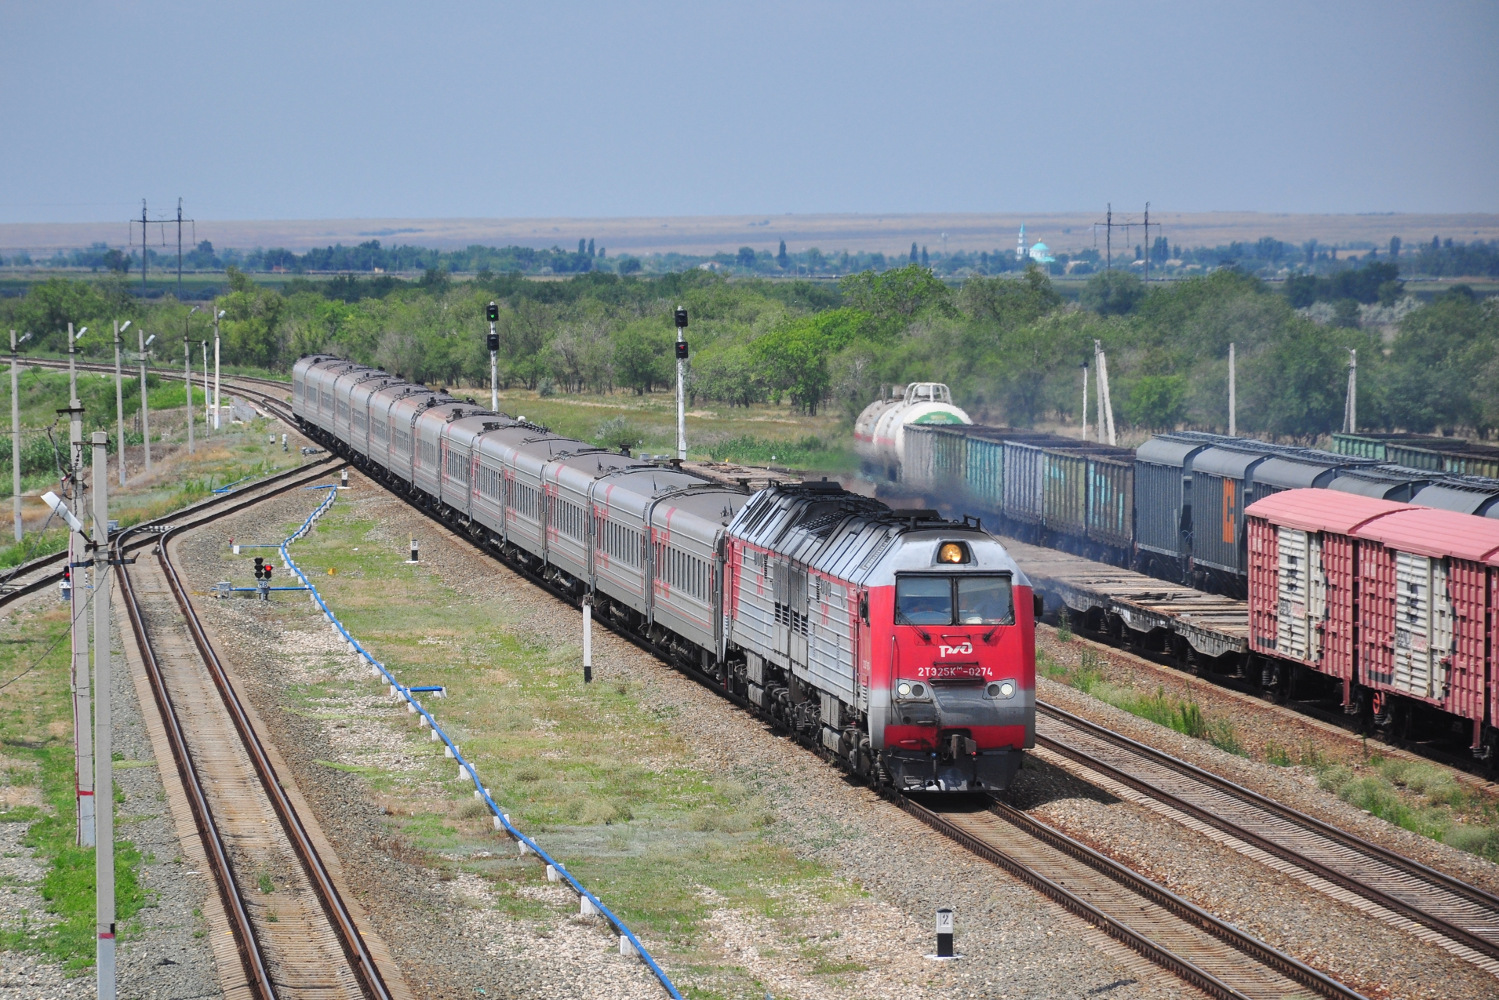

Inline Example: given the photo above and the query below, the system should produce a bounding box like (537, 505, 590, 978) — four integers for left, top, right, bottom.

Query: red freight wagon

(1245, 491, 1413, 706)
(1350, 507, 1499, 750)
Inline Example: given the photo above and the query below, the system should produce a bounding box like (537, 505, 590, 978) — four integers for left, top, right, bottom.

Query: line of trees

(2, 263, 1495, 438)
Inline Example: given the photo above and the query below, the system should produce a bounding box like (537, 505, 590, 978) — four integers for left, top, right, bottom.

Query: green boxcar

(1086, 452, 1136, 551)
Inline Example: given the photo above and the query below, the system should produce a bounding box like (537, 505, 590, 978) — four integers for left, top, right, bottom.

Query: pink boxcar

(1246, 491, 1412, 704)
(1351, 507, 1499, 747)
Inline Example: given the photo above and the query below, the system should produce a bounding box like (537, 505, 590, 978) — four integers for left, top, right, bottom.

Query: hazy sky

(3, 1, 1496, 224)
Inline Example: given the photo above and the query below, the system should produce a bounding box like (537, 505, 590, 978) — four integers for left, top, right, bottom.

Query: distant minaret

(1017, 223, 1026, 261)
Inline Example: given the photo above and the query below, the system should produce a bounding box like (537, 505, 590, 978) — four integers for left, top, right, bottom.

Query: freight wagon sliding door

(1392, 551, 1453, 701)
(1275, 527, 1325, 664)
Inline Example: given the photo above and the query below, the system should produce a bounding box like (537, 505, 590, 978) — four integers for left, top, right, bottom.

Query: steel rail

(154, 477, 393, 1000)
(895, 794, 1365, 1000)
(1, 458, 337, 609)
(1035, 701, 1499, 961)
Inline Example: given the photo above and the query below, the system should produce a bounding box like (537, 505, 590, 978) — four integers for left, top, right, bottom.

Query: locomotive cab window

(896, 574, 1013, 626)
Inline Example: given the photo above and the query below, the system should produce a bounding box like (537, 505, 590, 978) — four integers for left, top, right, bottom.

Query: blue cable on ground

(276, 483, 684, 1000)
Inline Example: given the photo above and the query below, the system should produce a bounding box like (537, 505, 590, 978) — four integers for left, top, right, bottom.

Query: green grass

(271, 498, 866, 985)
(0, 603, 147, 972)
(1039, 648, 1245, 755)
(1301, 749, 1499, 860)
(486, 387, 854, 473)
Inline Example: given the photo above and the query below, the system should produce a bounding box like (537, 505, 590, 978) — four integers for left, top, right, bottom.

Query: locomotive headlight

(897, 681, 912, 697)
(937, 542, 968, 564)
(987, 680, 1017, 700)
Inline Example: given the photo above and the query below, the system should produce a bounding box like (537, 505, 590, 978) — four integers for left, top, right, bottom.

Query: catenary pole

(674, 307, 688, 460)
(91, 430, 115, 998)
(10, 330, 21, 542)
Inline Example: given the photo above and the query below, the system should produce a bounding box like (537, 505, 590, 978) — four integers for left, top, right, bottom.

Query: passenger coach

(292, 355, 1038, 793)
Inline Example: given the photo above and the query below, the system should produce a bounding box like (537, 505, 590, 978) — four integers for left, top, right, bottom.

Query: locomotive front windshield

(895, 574, 1014, 626)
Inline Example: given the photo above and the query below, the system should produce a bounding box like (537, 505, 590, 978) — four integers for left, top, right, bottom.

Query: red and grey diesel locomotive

(293, 355, 1036, 792)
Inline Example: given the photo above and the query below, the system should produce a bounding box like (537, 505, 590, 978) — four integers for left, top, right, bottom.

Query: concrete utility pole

(10, 330, 29, 543)
(200, 341, 209, 436)
(1080, 362, 1089, 442)
(1092, 339, 1116, 447)
(65, 326, 95, 846)
(1228, 342, 1237, 437)
(486, 301, 500, 412)
(90, 430, 115, 998)
(139, 331, 154, 475)
(68, 323, 85, 406)
(184, 306, 200, 455)
(114, 321, 130, 485)
(673, 307, 688, 461)
(212, 306, 224, 431)
(1344, 349, 1357, 434)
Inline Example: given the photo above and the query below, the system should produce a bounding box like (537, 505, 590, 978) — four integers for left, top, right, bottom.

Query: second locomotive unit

(293, 355, 1036, 793)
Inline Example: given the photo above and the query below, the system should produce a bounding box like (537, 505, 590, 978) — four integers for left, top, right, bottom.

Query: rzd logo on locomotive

(938, 641, 974, 657)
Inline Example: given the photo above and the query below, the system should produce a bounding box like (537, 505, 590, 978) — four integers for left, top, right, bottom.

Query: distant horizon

(4, 210, 1498, 259)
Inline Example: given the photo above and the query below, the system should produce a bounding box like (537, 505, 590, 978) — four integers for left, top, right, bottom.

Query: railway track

(353, 453, 1369, 999)
(1, 456, 332, 608)
(85, 380, 1462, 998)
(1034, 702, 1499, 972)
(2, 368, 299, 607)
(112, 460, 399, 1000)
(897, 794, 1364, 1000)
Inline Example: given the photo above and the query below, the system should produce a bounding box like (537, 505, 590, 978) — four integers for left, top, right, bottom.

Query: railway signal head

(253, 556, 265, 580)
(674, 306, 688, 329)
(485, 301, 499, 323)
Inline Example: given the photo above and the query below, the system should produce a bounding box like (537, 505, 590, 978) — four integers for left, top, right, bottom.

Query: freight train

(876, 405, 1499, 598)
(292, 356, 1037, 793)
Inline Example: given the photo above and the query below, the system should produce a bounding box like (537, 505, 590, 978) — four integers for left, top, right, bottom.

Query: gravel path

(172, 474, 1202, 1000)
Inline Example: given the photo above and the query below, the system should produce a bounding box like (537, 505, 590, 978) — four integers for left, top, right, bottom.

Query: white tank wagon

(854, 383, 972, 482)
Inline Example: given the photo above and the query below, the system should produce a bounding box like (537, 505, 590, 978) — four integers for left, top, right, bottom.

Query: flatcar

(293, 356, 1036, 793)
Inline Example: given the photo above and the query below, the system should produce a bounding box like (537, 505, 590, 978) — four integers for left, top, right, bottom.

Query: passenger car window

(957, 575, 1013, 625)
(895, 576, 953, 625)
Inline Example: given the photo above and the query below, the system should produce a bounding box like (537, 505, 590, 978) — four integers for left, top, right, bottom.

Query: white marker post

(936, 907, 955, 959)
(91, 431, 115, 999)
(583, 596, 593, 684)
